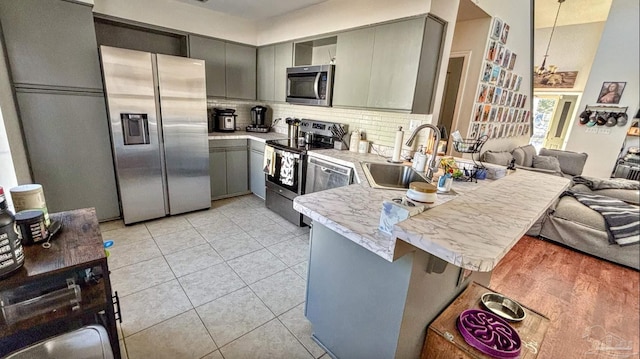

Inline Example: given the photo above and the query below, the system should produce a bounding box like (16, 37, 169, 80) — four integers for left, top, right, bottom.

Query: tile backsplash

(207, 98, 434, 158)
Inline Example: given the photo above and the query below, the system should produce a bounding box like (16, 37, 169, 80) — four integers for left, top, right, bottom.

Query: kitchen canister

(14, 210, 49, 246)
(358, 140, 370, 154)
(0, 187, 25, 279)
(406, 182, 437, 204)
(10, 184, 50, 226)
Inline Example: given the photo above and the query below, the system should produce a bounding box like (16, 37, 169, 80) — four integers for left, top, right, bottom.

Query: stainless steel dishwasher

(305, 157, 354, 194)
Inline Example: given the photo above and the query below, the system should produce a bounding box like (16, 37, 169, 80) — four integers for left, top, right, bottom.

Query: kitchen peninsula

(293, 151, 570, 359)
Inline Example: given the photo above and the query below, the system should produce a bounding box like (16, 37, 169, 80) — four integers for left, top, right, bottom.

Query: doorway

(530, 94, 578, 152)
(438, 54, 469, 154)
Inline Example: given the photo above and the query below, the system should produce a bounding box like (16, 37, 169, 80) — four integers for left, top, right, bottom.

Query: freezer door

(156, 54, 211, 214)
(101, 46, 167, 224)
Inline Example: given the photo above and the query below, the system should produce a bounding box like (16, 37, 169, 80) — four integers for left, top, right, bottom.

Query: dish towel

(263, 145, 275, 176)
(280, 152, 295, 186)
(561, 190, 639, 246)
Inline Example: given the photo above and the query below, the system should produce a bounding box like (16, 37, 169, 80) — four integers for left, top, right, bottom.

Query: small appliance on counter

(213, 108, 237, 132)
(247, 106, 270, 133)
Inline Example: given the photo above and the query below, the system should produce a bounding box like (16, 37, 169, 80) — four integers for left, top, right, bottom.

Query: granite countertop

(294, 149, 571, 272)
(208, 130, 288, 142)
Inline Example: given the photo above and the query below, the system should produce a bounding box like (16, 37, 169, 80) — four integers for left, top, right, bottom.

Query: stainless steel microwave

(286, 65, 334, 106)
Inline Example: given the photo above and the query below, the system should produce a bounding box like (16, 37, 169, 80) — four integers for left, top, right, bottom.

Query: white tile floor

(100, 195, 326, 359)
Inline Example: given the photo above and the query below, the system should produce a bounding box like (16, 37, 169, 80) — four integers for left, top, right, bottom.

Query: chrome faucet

(405, 124, 440, 180)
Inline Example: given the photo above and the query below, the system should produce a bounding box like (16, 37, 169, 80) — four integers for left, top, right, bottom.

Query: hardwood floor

(490, 236, 639, 359)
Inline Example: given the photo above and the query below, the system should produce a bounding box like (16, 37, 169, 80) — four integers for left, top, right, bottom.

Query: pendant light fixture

(534, 0, 565, 76)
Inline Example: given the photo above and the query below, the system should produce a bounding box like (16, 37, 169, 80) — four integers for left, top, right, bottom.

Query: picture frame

(502, 49, 511, 68)
(482, 62, 493, 82)
(496, 44, 505, 65)
(533, 71, 578, 88)
(490, 65, 501, 84)
(487, 85, 495, 103)
(482, 104, 491, 122)
(508, 53, 517, 70)
(491, 17, 503, 40)
(493, 88, 503, 105)
(477, 84, 488, 103)
(500, 23, 510, 45)
(497, 69, 506, 87)
(486, 41, 497, 61)
(596, 82, 626, 104)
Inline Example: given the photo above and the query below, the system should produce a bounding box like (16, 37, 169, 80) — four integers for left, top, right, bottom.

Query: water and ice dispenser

(121, 113, 150, 145)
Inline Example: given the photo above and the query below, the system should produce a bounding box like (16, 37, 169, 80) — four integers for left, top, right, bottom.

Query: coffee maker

(247, 106, 270, 133)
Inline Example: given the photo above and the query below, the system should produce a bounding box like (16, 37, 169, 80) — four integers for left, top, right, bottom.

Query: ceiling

(173, 0, 328, 20)
(457, 0, 490, 22)
(534, 0, 612, 29)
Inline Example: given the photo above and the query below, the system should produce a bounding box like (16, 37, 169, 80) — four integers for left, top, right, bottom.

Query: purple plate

(457, 309, 521, 358)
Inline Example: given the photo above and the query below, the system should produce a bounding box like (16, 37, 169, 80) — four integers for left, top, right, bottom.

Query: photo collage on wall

(468, 17, 530, 140)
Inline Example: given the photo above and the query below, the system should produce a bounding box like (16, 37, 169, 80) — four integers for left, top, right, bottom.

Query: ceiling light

(534, 0, 565, 76)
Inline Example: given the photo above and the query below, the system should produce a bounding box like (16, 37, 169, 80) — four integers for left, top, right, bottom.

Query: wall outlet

(409, 120, 421, 132)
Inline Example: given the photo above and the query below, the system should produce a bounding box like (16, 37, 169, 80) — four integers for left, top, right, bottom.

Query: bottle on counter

(349, 129, 360, 153)
(0, 186, 25, 279)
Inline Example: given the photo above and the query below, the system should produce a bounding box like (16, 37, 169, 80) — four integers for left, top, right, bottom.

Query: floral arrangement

(440, 157, 464, 179)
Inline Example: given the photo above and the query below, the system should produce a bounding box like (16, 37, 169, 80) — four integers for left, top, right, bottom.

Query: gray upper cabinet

(332, 28, 375, 108)
(367, 18, 424, 110)
(190, 35, 226, 97)
(273, 42, 293, 102)
(0, 0, 103, 90)
(225, 42, 256, 100)
(257, 42, 292, 102)
(257, 46, 275, 101)
(412, 15, 446, 114)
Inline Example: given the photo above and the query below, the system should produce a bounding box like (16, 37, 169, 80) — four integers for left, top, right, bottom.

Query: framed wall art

(596, 82, 626, 104)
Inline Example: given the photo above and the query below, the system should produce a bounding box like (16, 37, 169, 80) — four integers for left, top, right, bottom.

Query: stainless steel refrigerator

(100, 46, 211, 224)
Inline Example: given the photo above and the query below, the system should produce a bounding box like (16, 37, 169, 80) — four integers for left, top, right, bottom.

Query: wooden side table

(0, 208, 120, 358)
(422, 282, 549, 359)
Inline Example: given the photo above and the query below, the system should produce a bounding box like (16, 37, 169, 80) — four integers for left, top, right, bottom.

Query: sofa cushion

(511, 144, 537, 167)
(554, 196, 606, 231)
(532, 155, 562, 172)
(539, 148, 588, 176)
(482, 151, 514, 166)
(572, 183, 640, 205)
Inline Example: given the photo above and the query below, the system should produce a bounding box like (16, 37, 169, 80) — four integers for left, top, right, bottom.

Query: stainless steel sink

(361, 162, 431, 190)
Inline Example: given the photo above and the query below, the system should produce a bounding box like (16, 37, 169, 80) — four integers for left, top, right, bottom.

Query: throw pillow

(532, 155, 562, 172)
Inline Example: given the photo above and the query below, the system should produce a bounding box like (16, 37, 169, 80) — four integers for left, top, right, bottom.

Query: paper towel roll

(391, 127, 404, 162)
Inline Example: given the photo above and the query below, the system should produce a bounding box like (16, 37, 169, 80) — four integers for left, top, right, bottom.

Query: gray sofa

(530, 183, 640, 270)
(482, 144, 588, 178)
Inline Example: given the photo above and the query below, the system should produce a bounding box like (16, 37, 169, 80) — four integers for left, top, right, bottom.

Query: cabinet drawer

(209, 139, 247, 148)
(249, 140, 266, 152)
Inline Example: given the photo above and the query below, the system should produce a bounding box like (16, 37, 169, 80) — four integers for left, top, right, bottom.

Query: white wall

(534, 22, 605, 92)
(450, 0, 533, 153)
(93, 0, 258, 45)
(256, 0, 431, 45)
(564, 0, 639, 178)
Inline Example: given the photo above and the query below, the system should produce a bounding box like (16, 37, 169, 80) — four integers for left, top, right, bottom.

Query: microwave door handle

(313, 72, 321, 99)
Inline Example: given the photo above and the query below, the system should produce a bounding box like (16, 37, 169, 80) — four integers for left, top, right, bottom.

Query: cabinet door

(412, 15, 446, 114)
(274, 42, 293, 102)
(368, 18, 425, 110)
(0, 0, 103, 90)
(209, 149, 227, 199)
(15, 91, 119, 220)
(225, 43, 256, 100)
(249, 148, 266, 199)
(226, 147, 249, 195)
(332, 28, 375, 108)
(190, 35, 226, 97)
(257, 45, 275, 101)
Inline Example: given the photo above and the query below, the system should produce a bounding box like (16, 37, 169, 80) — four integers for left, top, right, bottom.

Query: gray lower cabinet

(209, 139, 249, 199)
(225, 43, 256, 100)
(257, 42, 292, 102)
(248, 140, 266, 199)
(189, 35, 226, 97)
